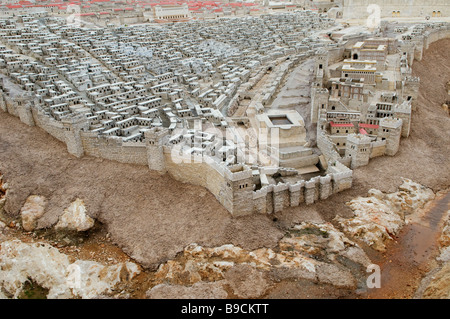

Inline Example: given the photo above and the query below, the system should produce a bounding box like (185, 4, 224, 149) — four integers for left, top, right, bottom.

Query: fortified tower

(399, 41, 416, 67)
(310, 87, 329, 124)
(222, 164, 254, 217)
(402, 76, 420, 110)
(378, 117, 403, 156)
(0, 84, 6, 112)
(314, 48, 329, 85)
(345, 133, 372, 169)
(15, 93, 35, 127)
(145, 127, 170, 174)
(62, 114, 90, 158)
(393, 101, 412, 137)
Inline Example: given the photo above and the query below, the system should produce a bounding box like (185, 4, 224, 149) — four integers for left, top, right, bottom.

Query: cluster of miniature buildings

(0, 3, 449, 216)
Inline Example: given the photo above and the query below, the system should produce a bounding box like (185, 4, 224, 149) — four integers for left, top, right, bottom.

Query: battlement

(379, 117, 403, 129)
(253, 186, 269, 199)
(273, 183, 289, 192)
(320, 174, 332, 184)
(347, 133, 372, 145)
(289, 180, 305, 192)
(224, 163, 252, 181)
(405, 76, 420, 83)
(313, 88, 329, 94)
(305, 179, 317, 189)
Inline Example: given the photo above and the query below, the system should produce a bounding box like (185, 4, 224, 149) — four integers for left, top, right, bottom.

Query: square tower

(222, 164, 254, 217)
(345, 133, 372, 169)
(145, 127, 170, 174)
(378, 117, 403, 156)
(310, 87, 329, 124)
(62, 114, 90, 158)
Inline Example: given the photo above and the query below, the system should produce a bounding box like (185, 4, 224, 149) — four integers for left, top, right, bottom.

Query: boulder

(224, 264, 272, 298)
(20, 195, 47, 232)
(316, 263, 356, 289)
(55, 199, 94, 232)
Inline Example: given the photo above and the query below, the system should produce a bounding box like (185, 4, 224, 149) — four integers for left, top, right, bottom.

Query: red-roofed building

(6, 5, 23, 9)
(359, 123, 379, 129)
(358, 123, 379, 135)
(329, 121, 356, 135)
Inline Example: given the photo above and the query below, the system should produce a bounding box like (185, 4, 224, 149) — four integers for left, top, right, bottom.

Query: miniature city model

(0, 2, 449, 217)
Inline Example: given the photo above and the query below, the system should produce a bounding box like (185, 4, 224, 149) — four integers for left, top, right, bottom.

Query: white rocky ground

(1, 170, 442, 299)
(0, 178, 139, 299)
(438, 210, 450, 263)
(147, 222, 372, 298)
(336, 178, 435, 251)
(0, 239, 140, 299)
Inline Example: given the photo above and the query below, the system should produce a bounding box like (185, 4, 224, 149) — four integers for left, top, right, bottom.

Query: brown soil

(0, 38, 449, 298)
(0, 115, 283, 270)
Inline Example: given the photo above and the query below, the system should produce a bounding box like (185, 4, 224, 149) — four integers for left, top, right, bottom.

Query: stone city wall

(81, 132, 148, 166)
(316, 130, 341, 162)
(423, 25, 450, 50)
(7, 24, 450, 216)
(31, 106, 66, 142)
(370, 140, 386, 158)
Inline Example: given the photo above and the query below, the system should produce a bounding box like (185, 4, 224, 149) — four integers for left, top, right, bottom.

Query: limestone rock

(336, 196, 402, 252)
(0, 198, 5, 212)
(422, 262, 450, 299)
(154, 242, 320, 286)
(153, 224, 369, 290)
(20, 195, 47, 232)
(280, 222, 371, 267)
(316, 263, 356, 289)
(367, 188, 385, 200)
(336, 179, 435, 252)
(70, 260, 140, 299)
(439, 210, 450, 248)
(224, 264, 272, 298)
(339, 246, 372, 268)
(55, 199, 94, 232)
(146, 281, 228, 299)
(437, 246, 450, 263)
(0, 240, 140, 299)
(385, 179, 435, 215)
